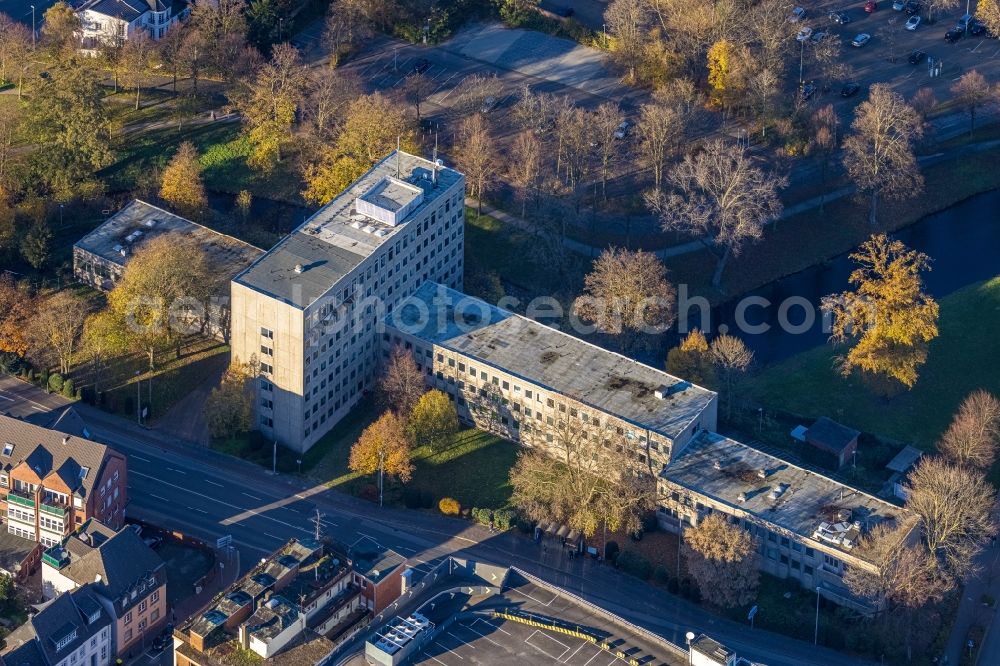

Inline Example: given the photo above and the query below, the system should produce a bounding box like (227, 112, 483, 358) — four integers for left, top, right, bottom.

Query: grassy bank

(743, 276, 1000, 450)
(664, 145, 1000, 302)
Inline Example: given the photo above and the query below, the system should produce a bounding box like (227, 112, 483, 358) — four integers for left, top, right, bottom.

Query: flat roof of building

(662, 432, 918, 555)
(74, 200, 263, 283)
(386, 282, 716, 442)
(233, 151, 463, 309)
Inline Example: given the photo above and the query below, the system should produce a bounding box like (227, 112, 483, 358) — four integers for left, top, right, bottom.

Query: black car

(829, 10, 851, 24)
(904, 0, 920, 13)
(969, 20, 986, 36)
(908, 49, 926, 64)
(412, 58, 431, 74)
(801, 81, 818, 101)
(945, 28, 963, 42)
(152, 632, 171, 652)
(841, 82, 861, 97)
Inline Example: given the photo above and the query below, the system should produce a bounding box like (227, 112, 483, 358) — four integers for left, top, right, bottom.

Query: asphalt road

(0, 375, 874, 666)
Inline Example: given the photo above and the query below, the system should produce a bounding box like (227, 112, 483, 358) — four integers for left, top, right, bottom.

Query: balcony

(40, 501, 68, 517)
(7, 490, 35, 508)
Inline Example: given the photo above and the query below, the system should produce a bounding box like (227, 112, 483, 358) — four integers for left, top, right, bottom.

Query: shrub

(47, 373, 64, 393)
(493, 509, 515, 531)
(359, 484, 379, 503)
(515, 512, 534, 533)
(641, 513, 659, 533)
(420, 490, 434, 509)
(403, 488, 422, 509)
(617, 551, 652, 580)
(438, 497, 460, 516)
(61, 379, 75, 398)
(472, 507, 493, 526)
(653, 565, 670, 585)
(604, 541, 620, 563)
(40, 369, 49, 390)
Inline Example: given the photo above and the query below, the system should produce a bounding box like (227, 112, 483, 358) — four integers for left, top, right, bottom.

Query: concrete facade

(230, 151, 465, 453)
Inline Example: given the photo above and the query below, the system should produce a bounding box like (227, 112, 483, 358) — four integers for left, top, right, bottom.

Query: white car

(905, 15, 921, 30)
(892, 0, 906, 9)
(796, 27, 814, 42)
(852, 33, 872, 47)
(613, 120, 632, 139)
(789, 6, 806, 22)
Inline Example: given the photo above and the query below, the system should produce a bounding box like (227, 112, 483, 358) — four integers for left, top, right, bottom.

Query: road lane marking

(131, 470, 313, 535)
(205, 480, 224, 487)
(169, 468, 187, 475)
(0, 393, 12, 401)
(150, 494, 169, 502)
(131, 455, 151, 462)
(263, 532, 285, 541)
(242, 493, 262, 500)
(188, 506, 208, 514)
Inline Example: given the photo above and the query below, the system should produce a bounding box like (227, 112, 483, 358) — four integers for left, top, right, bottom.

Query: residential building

(658, 431, 919, 608)
(174, 538, 367, 666)
(0, 529, 41, 582)
(73, 200, 263, 340)
(384, 283, 918, 606)
(76, 0, 189, 51)
(40, 520, 167, 659)
(384, 281, 718, 471)
(0, 415, 128, 548)
(230, 151, 465, 453)
(0, 586, 113, 666)
(349, 538, 407, 615)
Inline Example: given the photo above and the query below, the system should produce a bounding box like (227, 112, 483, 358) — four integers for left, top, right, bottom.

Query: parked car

(801, 81, 818, 100)
(841, 82, 861, 97)
(789, 6, 806, 22)
(905, 15, 921, 30)
(864, 0, 878, 12)
(945, 28, 963, 42)
(152, 632, 171, 652)
(811, 30, 828, 42)
(480, 96, 498, 113)
(892, 0, 906, 9)
(852, 33, 872, 46)
(412, 58, 431, 74)
(969, 20, 987, 36)
(796, 27, 814, 42)
(829, 10, 852, 24)
(904, 1, 920, 13)
(908, 49, 926, 64)
(613, 120, 632, 139)
(956, 13, 974, 31)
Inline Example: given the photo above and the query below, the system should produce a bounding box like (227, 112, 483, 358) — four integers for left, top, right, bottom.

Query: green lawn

(743, 276, 1000, 450)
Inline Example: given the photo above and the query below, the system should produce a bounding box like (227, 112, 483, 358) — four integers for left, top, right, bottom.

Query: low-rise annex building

(0, 586, 114, 666)
(384, 282, 917, 606)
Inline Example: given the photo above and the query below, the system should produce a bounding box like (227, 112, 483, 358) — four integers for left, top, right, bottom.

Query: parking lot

(413, 573, 686, 666)
(793, 1, 1000, 111)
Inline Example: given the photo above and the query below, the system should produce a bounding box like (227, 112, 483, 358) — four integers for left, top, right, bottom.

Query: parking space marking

(433, 639, 465, 660)
(428, 65, 449, 81)
(525, 630, 570, 661)
(432, 71, 460, 93)
(445, 631, 473, 648)
(422, 653, 449, 666)
(562, 640, 587, 663)
(460, 620, 503, 646)
(437, 74, 470, 102)
(511, 586, 557, 607)
(579, 644, 606, 666)
(474, 617, 511, 636)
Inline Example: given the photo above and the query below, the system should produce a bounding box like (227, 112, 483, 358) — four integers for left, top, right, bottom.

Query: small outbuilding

(803, 417, 860, 470)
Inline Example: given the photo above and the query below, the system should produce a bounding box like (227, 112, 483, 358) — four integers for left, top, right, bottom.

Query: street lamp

(602, 23, 607, 48)
(296, 458, 302, 474)
(134, 370, 141, 424)
(59, 204, 64, 230)
(814, 586, 822, 645)
(685, 631, 696, 664)
(278, 18, 283, 42)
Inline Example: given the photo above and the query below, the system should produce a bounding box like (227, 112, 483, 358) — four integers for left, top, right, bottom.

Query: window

(804, 565, 814, 575)
(124, 629, 132, 643)
(152, 590, 159, 602)
(1, 443, 12, 457)
(139, 600, 147, 612)
(124, 612, 132, 625)
(79, 466, 90, 480)
(805, 547, 815, 558)
(260, 327, 273, 339)
(260, 345, 273, 356)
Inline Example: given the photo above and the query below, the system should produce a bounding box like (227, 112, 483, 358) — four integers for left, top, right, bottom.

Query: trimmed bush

(359, 484, 379, 503)
(617, 550, 652, 580)
(604, 541, 620, 563)
(472, 507, 493, 526)
(403, 488, 422, 509)
(48, 373, 64, 393)
(653, 565, 670, 585)
(420, 490, 434, 509)
(493, 509, 515, 531)
(40, 369, 49, 390)
(515, 513, 534, 533)
(438, 497, 460, 516)
(62, 379, 75, 398)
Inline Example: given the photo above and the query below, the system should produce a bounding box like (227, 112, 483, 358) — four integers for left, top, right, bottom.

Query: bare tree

(575, 248, 675, 350)
(905, 456, 996, 582)
(811, 104, 840, 212)
(302, 68, 361, 141)
(379, 346, 425, 415)
(938, 390, 1000, 470)
(121, 32, 153, 110)
(401, 72, 434, 122)
(647, 139, 786, 288)
(511, 417, 655, 538)
(845, 524, 950, 610)
(637, 100, 683, 191)
(507, 130, 542, 217)
(710, 334, 753, 418)
(842, 84, 923, 226)
(26, 291, 96, 375)
(604, 0, 648, 82)
(322, 0, 374, 66)
(951, 70, 993, 136)
(0, 19, 33, 98)
(749, 68, 780, 138)
(684, 513, 760, 608)
(454, 114, 499, 216)
(592, 103, 624, 199)
(924, 0, 960, 23)
(512, 85, 554, 134)
(452, 73, 504, 118)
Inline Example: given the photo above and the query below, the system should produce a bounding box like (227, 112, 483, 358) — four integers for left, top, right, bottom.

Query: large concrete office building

(230, 152, 465, 452)
(385, 283, 918, 606)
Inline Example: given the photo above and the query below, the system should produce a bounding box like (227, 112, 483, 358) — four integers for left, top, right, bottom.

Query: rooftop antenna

(396, 136, 401, 178)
